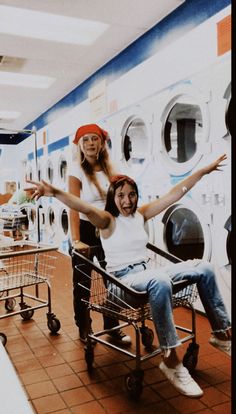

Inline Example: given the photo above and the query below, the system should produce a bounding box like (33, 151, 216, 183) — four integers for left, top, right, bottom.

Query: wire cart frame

(73, 242, 200, 398)
(0, 241, 60, 345)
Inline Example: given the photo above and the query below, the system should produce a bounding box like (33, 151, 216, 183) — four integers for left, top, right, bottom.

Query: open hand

(25, 180, 55, 200)
(204, 154, 227, 174)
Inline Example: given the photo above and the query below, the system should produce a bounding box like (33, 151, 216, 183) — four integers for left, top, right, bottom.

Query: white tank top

(100, 211, 149, 272)
(68, 160, 109, 221)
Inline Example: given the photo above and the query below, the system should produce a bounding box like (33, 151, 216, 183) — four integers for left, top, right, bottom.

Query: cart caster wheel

(5, 298, 16, 311)
(85, 346, 94, 371)
(140, 327, 154, 350)
(183, 342, 199, 373)
(125, 369, 144, 398)
(0, 333, 7, 346)
(20, 305, 34, 321)
(47, 318, 61, 334)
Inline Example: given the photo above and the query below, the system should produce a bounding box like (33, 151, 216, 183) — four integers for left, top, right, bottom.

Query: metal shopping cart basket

(0, 241, 61, 346)
(73, 242, 200, 398)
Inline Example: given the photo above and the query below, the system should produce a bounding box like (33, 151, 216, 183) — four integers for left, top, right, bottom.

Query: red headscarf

(73, 124, 108, 144)
(110, 175, 135, 185)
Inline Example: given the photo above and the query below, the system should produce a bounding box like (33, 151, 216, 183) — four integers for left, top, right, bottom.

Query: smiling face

(114, 182, 138, 216)
(79, 133, 103, 159)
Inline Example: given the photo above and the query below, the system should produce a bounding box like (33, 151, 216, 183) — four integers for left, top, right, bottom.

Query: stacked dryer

(152, 57, 231, 313)
(43, 136, 71, 254)
(103, 99, 158, 245)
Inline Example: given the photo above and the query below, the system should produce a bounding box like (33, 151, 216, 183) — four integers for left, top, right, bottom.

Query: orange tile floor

(0, 252, 231, 414)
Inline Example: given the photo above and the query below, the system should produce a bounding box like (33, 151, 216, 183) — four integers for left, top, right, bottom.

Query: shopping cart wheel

(20, 304, 34, 321)
(47, 318, 61, 334)
(183, 342, 199, 373)
(5, 298, 16, 311)
(85, 345, 94, 371)
(125, 369, 144, 399)
(0, 333, 7, 346)
(140, 326, 154, 350)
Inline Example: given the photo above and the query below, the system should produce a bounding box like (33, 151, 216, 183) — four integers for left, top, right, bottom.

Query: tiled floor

(0, 252, 231, 414)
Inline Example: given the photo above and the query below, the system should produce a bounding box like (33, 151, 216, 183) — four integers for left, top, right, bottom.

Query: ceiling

(0, 0, 184, 134)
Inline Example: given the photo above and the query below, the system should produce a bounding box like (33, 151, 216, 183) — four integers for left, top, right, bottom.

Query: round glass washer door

(60, 208, 69, 236)
(162, 204, 211, 261)
(47, 206, 56, 235)
(161, 94, 209, 175)
(58, 155, 67, 184)
(121, 116, 152, 176)
(46, 159, 54, 184)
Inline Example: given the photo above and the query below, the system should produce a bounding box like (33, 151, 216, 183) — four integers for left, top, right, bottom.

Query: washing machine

(43, 199, 57, 245)
(154, 194, 213, 312)
(211, 156, 231, 315)
(57, 206, 70, 254)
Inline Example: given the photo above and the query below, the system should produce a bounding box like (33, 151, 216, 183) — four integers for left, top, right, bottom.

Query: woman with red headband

(27, 153, 231, 398)
(68, 124, 131, 345)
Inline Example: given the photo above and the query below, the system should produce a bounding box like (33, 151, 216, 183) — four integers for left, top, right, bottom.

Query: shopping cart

(0, 241, 61, 346)
(73, 242, 200, 398)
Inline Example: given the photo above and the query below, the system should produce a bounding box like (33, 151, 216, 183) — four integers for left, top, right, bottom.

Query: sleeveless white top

(100, 211, 149, 272)
(68, 160, 109, 221)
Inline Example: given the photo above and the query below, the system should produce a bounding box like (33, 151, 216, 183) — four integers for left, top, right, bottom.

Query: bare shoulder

(100, 215, 116, 238)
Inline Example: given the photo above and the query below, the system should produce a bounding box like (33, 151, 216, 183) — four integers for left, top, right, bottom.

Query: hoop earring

(81, 153, 85, 164)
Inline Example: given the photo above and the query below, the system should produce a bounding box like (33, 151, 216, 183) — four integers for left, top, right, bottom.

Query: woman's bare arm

(26, 179, 112, 230)
(138, 154, 227, 220)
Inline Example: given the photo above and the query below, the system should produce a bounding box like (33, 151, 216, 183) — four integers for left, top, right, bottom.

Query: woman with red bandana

(27, 154, 231, 398)
(68, 124, 131, 345)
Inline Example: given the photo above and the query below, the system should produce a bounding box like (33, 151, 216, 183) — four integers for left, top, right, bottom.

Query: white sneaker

(209, 336, 231, 356)
(108, 329, 132, 346)
(159, 361, 203, 398)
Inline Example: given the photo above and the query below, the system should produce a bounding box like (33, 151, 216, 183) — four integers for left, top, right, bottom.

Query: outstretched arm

(139, 154, 227, 220)
(26, 180, 111, 229)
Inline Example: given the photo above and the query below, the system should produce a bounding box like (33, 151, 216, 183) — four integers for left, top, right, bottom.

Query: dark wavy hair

(105, 175, 139, 217)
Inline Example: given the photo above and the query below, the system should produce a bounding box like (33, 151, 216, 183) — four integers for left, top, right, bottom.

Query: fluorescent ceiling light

(0, 5, 109, 45)
(0, 110, 21, 119)
(0, 71, 55, 88)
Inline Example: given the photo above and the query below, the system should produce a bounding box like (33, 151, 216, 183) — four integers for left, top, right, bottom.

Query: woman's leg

(167, 261, 231, 334)
(120, 267, 203, 397)
(70, 244, 92, 337)
(121, 268, 181, 349)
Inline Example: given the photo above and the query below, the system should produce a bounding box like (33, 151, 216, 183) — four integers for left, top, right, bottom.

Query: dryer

(155, 83, 211, 177)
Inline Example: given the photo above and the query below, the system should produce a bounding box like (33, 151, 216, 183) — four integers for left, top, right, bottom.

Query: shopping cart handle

(73, 250, 149, 301)
(146, 242, 182, 263)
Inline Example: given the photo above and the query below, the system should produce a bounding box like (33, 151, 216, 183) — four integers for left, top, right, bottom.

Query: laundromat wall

(2, 1, 231, 313)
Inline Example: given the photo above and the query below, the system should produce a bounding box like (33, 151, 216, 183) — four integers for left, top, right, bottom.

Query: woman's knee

(148, 276, 172, 295)
(198, 261, 215, 277)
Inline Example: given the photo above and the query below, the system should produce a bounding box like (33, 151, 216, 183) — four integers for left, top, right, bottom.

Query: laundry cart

(0, 241, 61, 346)
(73, 242, 200, 399)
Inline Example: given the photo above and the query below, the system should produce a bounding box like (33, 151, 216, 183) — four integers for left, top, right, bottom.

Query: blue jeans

(112, 260, 231, 350)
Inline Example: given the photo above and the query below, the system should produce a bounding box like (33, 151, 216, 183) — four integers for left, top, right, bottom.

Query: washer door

(162, 204, 211, 261)
(46, 159, 54, 184)
(160, 90, 210, 175)
(47, 206, 56, 237)
(60, 208, 69, 237)
(120, 114, 153, 177)
(58, 154, 67, 185)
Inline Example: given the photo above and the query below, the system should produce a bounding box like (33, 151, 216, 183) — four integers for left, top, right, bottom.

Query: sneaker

(107, 329, 132, 346)
(209, 336, 231, 356)
(159, 361, 203, 398)
(79, 329, 96, 345)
